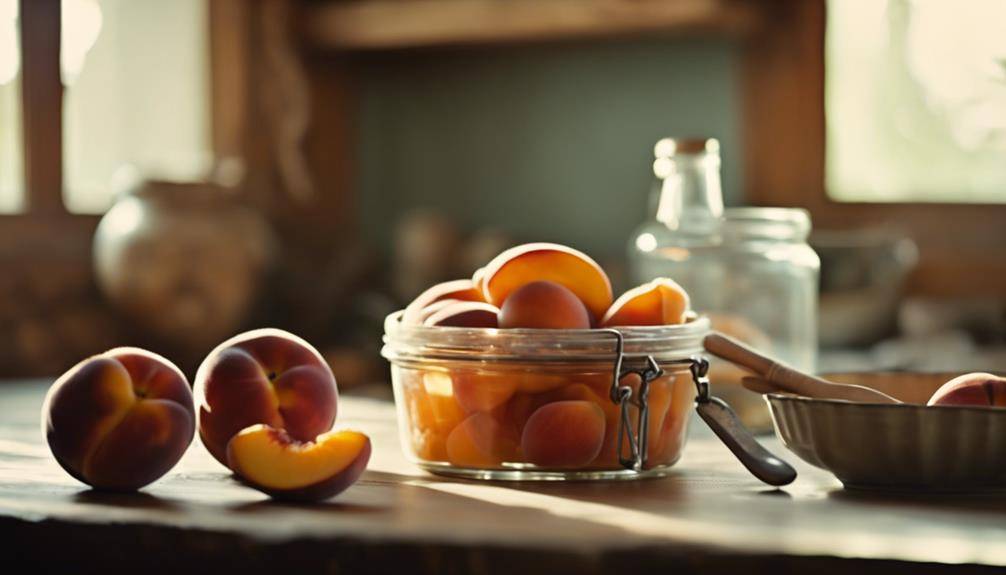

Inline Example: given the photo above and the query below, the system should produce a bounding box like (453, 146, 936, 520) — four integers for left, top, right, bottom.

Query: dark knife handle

(696, 396, 797, 487)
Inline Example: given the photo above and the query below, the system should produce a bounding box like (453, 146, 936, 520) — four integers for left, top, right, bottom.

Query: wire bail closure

(604, 329, 709, 472)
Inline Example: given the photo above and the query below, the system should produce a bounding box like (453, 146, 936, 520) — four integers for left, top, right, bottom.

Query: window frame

(743, 0, 1006, 298)
(1, 0, 250, 248)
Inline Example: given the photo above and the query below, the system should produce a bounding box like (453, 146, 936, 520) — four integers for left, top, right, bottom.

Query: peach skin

(446, 412, 519, 467)
(403, 279, 485, 325)
(42, 348, 195, 491)
(423, 301, 500, 328)
(601, 278, 690, 327)
(195, 328, 338, 467)
(227, 425, 371, 501)
(928, 373, 1006, 407)
(521, 400, 605, 468)
(481, 243, 613, 322)
(498, 281, 591, 329)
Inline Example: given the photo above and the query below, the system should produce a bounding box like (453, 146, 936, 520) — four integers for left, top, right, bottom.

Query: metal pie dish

(766, 372, 1006, 492)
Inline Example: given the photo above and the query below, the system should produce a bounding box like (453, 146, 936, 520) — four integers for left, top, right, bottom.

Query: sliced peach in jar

(411, 371, 466, 432)
(402, 279, 485, 325)
(481, 243, 613, 322)
(521, 400, 605, 468)
(227, 425, 371, 501)
(446, 412, 518, 468)
(423, 301, 500, 328)
(498, 281, 591, 329)
(600, 278, 690, 327)
(452, 370, 517, 414)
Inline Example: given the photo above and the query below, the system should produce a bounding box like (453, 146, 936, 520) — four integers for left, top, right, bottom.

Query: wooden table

(2, 380, 1005, 574)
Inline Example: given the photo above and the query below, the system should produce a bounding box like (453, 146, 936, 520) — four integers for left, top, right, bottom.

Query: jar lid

(382, 311, 709, 365)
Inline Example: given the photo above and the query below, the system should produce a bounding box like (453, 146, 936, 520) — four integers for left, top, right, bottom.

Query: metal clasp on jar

(604, 328, 708, 471)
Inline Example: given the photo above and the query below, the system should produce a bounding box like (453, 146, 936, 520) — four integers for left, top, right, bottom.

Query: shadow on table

(828, 488, 1006, 515)
(74, 489, 186, 511)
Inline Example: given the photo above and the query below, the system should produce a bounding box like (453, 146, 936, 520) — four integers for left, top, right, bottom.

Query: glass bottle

(629, 138, 820, 429)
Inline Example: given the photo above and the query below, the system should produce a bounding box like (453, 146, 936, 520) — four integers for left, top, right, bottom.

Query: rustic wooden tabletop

(2, 379, 1005, 574)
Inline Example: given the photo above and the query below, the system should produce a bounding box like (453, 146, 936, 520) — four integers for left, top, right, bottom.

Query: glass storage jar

(630, 138, 819, 430)
(382, 312, 710, 480)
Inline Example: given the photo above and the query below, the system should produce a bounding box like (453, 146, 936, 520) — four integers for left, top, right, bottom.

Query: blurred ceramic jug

(93, 164, 275, 355)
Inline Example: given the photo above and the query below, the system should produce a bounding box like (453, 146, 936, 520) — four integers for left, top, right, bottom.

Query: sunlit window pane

(62, 0, 211, 214)
(0, 0, 22, 213)
(826, 0, 1006, 204)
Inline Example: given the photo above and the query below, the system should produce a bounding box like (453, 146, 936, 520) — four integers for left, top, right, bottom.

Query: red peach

(42, 348, 195, 491)
(195, 328, 338, 467)
(402, 279, 485, 325)
(423, 301, 500, 328)
(928, 373, 1006, 407)
(498, 281, 591, 329)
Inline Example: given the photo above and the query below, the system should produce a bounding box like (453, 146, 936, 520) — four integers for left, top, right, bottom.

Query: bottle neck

(653, 154, 724, 234)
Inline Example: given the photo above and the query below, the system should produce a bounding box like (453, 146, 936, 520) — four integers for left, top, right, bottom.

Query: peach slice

(601, 278, 690, 327)
(498, 281, 591, 329)
(452, 371, 517, 414)
(402, 279, 485, 325)
(928, 373, 1006, 407)
(446, 412, 518, 467)
(423, 301, 500, 328)
(481, 243, 613, 322)
(521, 400, 605, 468)
(227, 425, 371, 501)
(400, 371, 464, 462)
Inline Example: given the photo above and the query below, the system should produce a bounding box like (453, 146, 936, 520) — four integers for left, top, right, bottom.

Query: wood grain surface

(2, 380, 1005, 574)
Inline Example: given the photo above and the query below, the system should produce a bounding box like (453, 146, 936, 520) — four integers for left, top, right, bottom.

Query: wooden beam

(19, 0, 64, 214)
(304, 0, 763, 51)
(209, 0, 251, 161)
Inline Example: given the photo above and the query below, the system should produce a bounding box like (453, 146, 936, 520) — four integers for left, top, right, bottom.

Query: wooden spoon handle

(705, 332, 901, 404)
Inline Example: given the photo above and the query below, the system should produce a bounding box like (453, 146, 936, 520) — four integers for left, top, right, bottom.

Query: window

(0, 0, 22, 213)
(0, 0, 210, 216)
(826, 0, 1006, 204)
(62, 0, 211, 213)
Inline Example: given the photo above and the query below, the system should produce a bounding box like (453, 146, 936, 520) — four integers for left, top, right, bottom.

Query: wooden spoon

(704, 332, 901, 404)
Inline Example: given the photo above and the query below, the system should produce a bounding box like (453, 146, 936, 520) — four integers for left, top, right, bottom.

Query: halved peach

(408, 371, 466, 432)
(402, 279, 485, 325)
(452, 370, 517, 414)
(498, 281, 591, 329)
(227, 424, 371, 501)
(446, 412, 518, 467)
(481, 243, 612, 322)
(600, 278, 690, 327)
(423, 301, 500, 328)
(521, 400, 605, 468)
(409, 298, 463, 326)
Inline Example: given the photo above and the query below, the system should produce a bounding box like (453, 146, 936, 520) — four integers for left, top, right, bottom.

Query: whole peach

(42, 348, 195, 491)
(194, 328, 338, 467)
(498, 281, 592, 329)
(927, 373, 1006, 407)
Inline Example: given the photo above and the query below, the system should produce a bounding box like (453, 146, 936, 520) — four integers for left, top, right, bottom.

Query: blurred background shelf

(302, 0, 765, 51)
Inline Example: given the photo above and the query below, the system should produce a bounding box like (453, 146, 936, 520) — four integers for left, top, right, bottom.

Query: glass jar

(382, 312, 710, 480)
(630, 138, 819, 430)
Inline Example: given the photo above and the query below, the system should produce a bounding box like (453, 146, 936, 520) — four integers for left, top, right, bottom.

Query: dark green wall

(355, 38, 740, 264)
